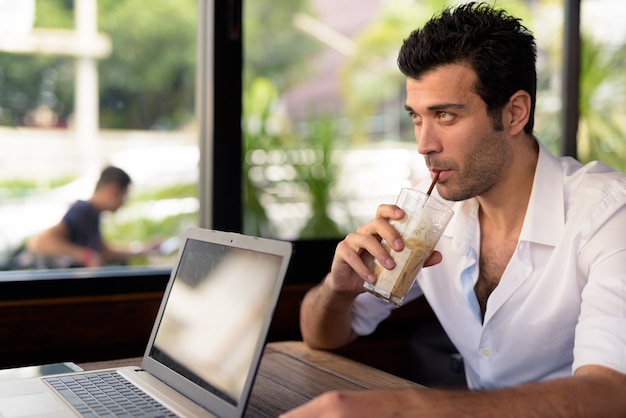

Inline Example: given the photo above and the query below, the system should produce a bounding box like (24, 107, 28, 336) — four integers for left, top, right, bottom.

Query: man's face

(404, 64, 511, 202)
(109, 185, 129, 212)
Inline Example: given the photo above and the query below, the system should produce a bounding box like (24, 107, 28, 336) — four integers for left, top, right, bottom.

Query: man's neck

(87, 196, 106, 214)
(476, 138, 539, 236)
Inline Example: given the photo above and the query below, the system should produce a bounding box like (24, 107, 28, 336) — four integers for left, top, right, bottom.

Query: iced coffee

(363, 188, 453, 306)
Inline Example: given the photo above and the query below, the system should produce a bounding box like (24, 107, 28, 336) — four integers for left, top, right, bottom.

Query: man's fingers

(423, 250, 442, 267)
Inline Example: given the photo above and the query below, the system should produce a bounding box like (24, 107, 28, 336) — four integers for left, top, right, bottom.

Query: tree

(577, 35, 626, 171)
(244, 0, 319, 90)
(0, 0, 74, 127)
(97, 0, 197, 129)
(1, 0, 319, 131)
(0, 0, 197, 130)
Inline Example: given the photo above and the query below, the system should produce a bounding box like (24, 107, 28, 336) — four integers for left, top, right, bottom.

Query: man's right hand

(299, 201, 442, 350)
(327, 202, 443, 294)
(327, 203, 408, 295)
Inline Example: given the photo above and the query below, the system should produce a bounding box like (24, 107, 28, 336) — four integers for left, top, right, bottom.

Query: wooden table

(79, 341, 422, 417)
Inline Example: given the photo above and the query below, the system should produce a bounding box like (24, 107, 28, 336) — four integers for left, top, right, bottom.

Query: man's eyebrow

(404, 103, 468, 112)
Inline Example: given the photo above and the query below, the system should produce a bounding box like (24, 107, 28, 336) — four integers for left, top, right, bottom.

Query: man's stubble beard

(433, 130, 511, 202)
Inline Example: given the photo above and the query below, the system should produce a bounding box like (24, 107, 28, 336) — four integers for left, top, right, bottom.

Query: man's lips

(431, 169, 451, 182)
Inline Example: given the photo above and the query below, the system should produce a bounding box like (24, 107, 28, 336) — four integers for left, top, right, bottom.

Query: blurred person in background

(26, 165, 146, 268)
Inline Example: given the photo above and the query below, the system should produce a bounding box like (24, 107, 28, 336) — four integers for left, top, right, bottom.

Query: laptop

(0, 227, 294, 418)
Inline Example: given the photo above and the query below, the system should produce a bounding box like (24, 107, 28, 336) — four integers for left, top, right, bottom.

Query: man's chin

(437, 187, 469, 202)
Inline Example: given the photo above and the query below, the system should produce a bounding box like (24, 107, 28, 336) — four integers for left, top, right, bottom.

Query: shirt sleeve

(61, 201, 101, 249)
(61, 202, 86, 242)
(573, 205, 626, 374)
(351, 282, 424, 336)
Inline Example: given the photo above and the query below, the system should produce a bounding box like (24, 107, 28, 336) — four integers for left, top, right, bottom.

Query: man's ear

(504, 90, 531, 135)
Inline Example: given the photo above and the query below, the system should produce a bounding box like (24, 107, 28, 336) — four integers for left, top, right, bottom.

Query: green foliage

(244, 0, 319, 90)
(97, 0, 197, 129)
(2, 0, 321, 130)
(103, 212, 196, 248)
(242, 78, 292, 237)
(0, 55, 74, 126)
(243, 77, 346, 238)
(0, 1, 74, 126)
(129, 183, 197, 202)
(577, 36, 626, 172)
(296, 116, 344, 238)
(0, 176, 76, 198)
(104, 181, 198, 250)
(35, 0, 74, 28)
(339, 0, 427, 143)
(0, 0, 197, 130)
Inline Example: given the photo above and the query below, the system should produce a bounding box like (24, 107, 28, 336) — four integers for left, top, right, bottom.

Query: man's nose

(416, 122, 442, 155)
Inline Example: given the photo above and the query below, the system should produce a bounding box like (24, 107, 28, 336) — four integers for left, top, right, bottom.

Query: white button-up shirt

(352, 141, 626, 389)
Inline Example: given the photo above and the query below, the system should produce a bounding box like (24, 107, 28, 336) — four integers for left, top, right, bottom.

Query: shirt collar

(442, 198, 478, 256)
(519, 140, 564, 247)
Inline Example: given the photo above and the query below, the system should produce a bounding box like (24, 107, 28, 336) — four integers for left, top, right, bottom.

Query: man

(27, 165, 140, 267)
(283, 2, 626, 417)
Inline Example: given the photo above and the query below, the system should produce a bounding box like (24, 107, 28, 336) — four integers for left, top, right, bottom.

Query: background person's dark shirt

(62, 200, 102, 252)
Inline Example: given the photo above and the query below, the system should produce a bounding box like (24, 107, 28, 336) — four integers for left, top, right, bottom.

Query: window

(2, 0, 624, 276)
(578, 0, 626, 171)
(0, 0, 198, 270)
(240, 0, 567, 241)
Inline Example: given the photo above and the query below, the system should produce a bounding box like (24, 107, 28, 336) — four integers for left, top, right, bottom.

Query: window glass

(579, 0, 626, 171)
(242, 0, 564, 241)
(0, 0, 198, 270)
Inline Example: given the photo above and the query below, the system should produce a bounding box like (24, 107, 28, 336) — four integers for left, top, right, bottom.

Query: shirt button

(480, 348, 490, 357)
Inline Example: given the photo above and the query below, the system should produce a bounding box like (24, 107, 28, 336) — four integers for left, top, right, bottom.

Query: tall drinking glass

(363, 188, 454, 306)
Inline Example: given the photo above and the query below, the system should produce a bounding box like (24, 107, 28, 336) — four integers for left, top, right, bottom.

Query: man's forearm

(28, 233, 83, 262)
(407, 368, 626, 418)
(300, 274, 359, 349)
(282, 366, 626, 417)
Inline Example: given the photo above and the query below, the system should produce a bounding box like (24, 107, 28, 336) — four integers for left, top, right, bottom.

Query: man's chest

(417, 235, 582, 388)
(475, 233, 518, 314)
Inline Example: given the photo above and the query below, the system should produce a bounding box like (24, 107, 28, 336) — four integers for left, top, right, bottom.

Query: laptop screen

(149, 237, 284, 406)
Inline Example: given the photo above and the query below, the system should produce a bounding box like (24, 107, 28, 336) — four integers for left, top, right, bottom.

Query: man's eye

(437, 111, 453, 120)
(408, 112, 421, 122)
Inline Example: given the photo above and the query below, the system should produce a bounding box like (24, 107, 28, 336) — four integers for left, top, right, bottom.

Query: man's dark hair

(397, 2, 537, 134)
(95, 166, 132, 191)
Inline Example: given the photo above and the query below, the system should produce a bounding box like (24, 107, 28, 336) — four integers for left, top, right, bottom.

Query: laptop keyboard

(44, 371, 178, 417)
